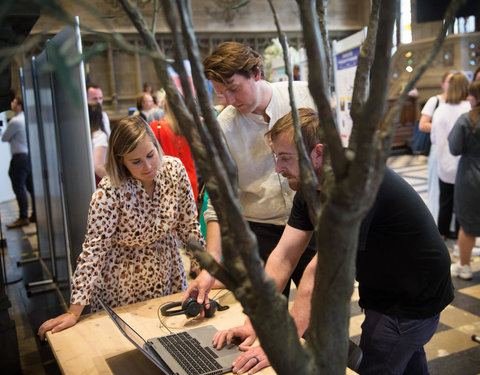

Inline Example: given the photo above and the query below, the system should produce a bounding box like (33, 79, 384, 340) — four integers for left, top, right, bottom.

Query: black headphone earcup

(183, 298, 203, 318)
(204, 300, 217, 318)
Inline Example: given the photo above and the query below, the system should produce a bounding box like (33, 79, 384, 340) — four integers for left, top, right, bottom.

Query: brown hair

(88, 102, 105, 135)
(468, 80, 480, 133)
(265, 108, 328, 160)
(13, 95, 23, 108)
(446, 73, 469, 104)
(105, 116, 163, 186)
(203, 42, 264, 83)
(86, 82, 101, 91)
(136, 92, 152, 111)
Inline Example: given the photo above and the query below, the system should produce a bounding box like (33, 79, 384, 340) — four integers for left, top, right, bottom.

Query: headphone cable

(210, 289, 231, 311)
(157, 302, 174, 334)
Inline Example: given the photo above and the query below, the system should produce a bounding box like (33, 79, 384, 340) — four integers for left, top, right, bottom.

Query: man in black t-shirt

(212, 108, 454, 375)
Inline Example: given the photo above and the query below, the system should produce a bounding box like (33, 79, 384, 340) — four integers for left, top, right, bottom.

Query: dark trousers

(437, 179, 458, 237)
(358, 309, 439, 375)
(248, 221, 316, 298)
(8, 154, 35, 219)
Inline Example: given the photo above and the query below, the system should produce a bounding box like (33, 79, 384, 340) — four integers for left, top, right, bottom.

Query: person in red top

(149, 100, 198, 200)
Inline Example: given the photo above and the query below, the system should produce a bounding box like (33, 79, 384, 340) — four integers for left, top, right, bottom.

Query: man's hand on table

(212, 323, 256, 349)
(213, 323, 269, 374)
(232, 345, 270, 374)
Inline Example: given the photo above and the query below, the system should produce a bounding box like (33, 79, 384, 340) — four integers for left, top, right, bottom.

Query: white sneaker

(451, 262, 473, 280)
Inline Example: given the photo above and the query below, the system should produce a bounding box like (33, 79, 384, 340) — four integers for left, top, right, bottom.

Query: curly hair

(203, 42, 264, 83)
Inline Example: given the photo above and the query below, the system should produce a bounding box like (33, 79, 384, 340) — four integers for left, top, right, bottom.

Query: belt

(12, 152, 28, 157)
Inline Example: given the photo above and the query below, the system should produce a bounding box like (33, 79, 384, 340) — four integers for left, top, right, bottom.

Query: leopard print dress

(70, 156, 204, 312)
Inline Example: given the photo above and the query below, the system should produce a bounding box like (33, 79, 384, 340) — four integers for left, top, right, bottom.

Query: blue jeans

(9, 154, 34, 219)
(358, 309, 439, 375)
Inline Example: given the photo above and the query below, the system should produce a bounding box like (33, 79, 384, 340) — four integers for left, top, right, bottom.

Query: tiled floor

(2, 154, 480, 374)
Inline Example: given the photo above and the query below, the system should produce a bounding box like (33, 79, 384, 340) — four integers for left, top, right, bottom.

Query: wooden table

(46, 291, 357, 374)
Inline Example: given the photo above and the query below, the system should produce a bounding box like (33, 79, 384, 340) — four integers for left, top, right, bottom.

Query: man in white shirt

(2, 95, 35, 228)
(87, 83, 111, 135)
(184, 42, 316, 305)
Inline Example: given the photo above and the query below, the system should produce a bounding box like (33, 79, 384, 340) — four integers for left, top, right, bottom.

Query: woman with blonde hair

(448, 80, 480, 279)
(38, 116, 204, 339)
(431, 72, 471, 240)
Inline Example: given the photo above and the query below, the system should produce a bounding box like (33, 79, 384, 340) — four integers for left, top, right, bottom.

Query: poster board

(332, 28, 367, 147)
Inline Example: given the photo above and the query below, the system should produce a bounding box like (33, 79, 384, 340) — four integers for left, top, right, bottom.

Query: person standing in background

(419, 71, 454, 223)
(431, 72, 471, 240)
(149, 98, 198, 201)
(2, 95, 35, 228)
(88, 102, 108, 185)
(448, 80, 480, 280)
(135, 92, 164, 124)
(87, 83, 111, 135)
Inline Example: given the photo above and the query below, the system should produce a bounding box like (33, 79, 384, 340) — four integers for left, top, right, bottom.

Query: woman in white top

(419, 72, 454, 222)
(431, 72, 471, 239)
(88, 102, 108, 184)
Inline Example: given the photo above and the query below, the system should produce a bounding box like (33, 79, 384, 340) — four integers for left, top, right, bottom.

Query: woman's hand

(37, 313, 79, 340)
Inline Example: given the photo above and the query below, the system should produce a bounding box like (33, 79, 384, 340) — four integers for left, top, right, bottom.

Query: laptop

(99, 298, 241, 375)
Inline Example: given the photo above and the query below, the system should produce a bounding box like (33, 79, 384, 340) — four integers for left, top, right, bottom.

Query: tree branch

(296, 0, 347, 180)
(267, 0, 320, 223)
(172, 0, 238, 190)
(316, 0, 333, 91)
(349, 0, 380, 123)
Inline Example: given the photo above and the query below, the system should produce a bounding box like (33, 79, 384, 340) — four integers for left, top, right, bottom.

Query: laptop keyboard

(157, 331, 223, 375)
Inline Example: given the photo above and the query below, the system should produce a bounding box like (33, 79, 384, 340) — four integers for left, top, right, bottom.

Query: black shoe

(29, 215, 36, 223)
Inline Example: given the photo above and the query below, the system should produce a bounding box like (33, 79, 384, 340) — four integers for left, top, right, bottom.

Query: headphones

(160, 298, 219, 318)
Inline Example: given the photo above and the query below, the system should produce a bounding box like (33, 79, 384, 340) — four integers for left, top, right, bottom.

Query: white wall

(0, 111, 15, 203)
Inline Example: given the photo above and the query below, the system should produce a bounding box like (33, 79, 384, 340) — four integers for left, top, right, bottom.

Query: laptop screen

(98, 298, 170, 374)
(105, 304, 147, 349)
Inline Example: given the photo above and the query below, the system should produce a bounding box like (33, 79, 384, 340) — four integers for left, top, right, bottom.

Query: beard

(283, 165, 322, 192)
(288, 180, 303, 191)
(283, 174, 303, 191)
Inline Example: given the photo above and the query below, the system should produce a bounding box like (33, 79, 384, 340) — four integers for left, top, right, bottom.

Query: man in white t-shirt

(183, 42, 317, 306)
(87, 83, 111, 135)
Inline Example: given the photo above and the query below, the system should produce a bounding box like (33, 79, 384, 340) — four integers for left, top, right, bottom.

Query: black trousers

(248, 221, 316, 298)
(437, 178, 458, 237)
(8, 154, 35, 219)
